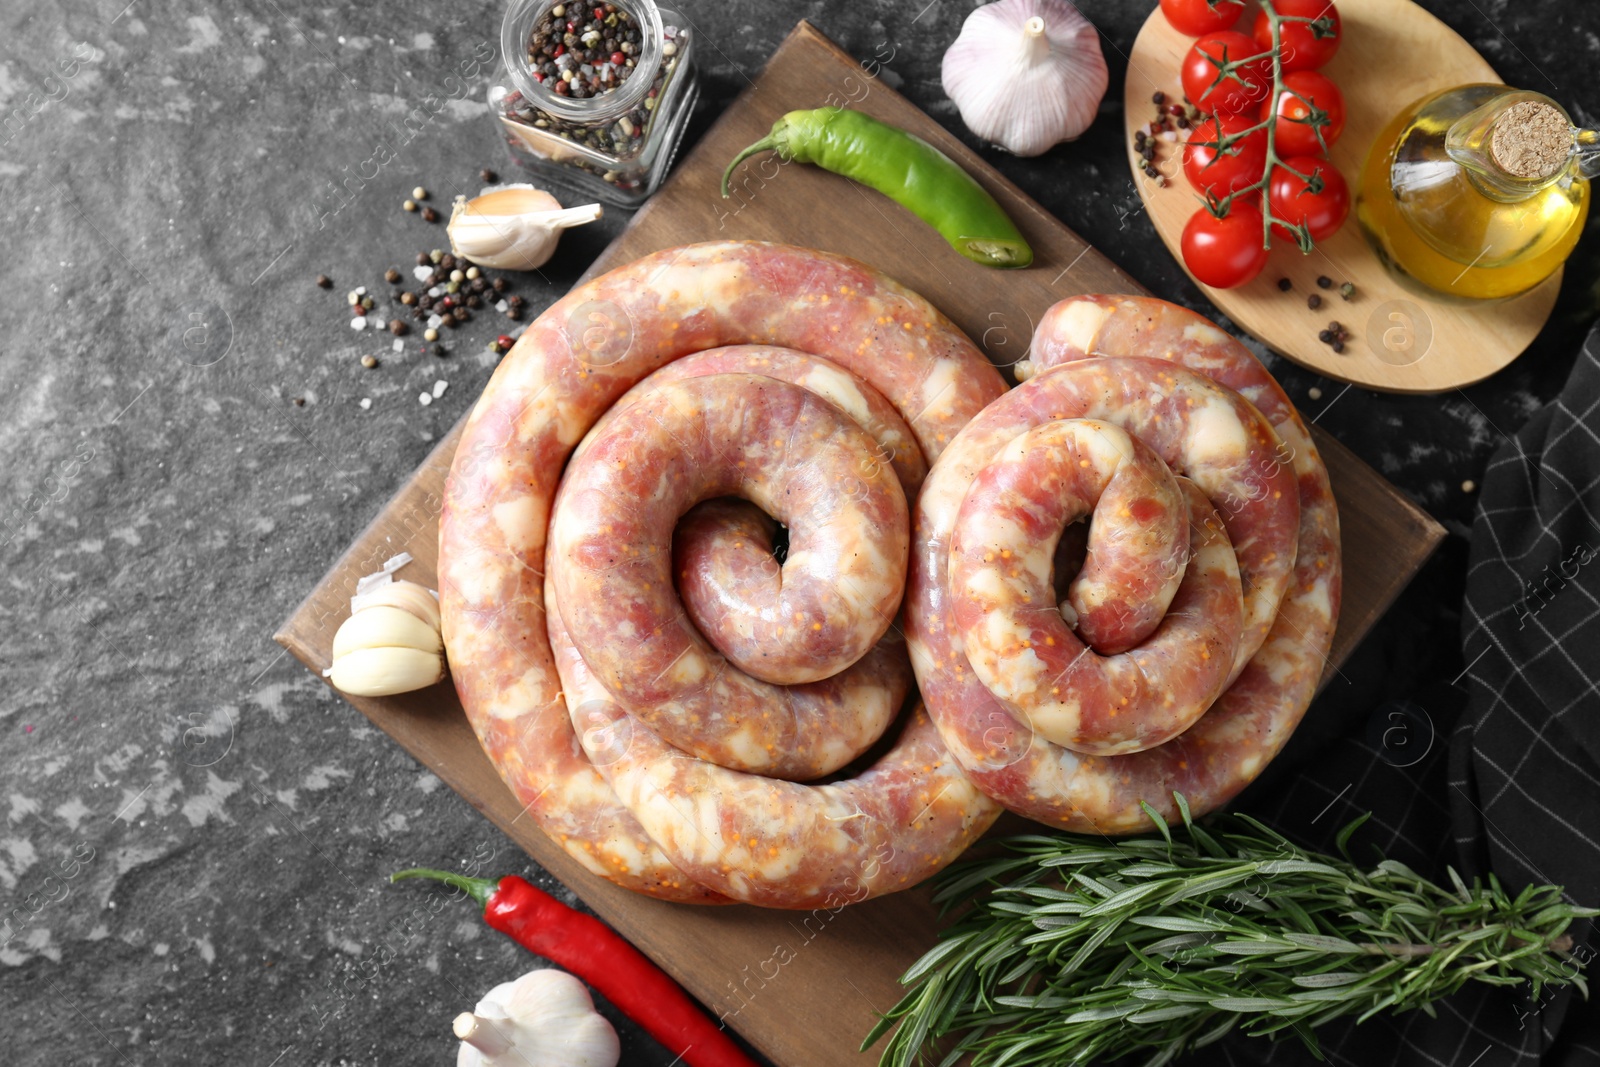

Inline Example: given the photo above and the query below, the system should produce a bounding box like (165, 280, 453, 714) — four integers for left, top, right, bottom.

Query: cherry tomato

(1264, 70, 1345, 156)
(1254, 0, 1341, 72)
(1183, 112, 1269, 199)
(1268, 156, 1350, 243)
(1181, 205, 1270, 288)
(1159, 0, 1249, 37)
(1181, 32, 1273, 115)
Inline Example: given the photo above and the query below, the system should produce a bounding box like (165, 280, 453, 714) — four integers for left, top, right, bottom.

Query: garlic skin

(456, 969, 620, 1067)
(327, 580, 446, 697)
(447, 185, 603, 271)
(941, 0, 1109, 157)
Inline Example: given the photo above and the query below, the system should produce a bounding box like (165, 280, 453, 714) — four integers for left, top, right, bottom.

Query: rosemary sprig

(864, 796, 1596, 1067)
(1193, 0, 1339, 252)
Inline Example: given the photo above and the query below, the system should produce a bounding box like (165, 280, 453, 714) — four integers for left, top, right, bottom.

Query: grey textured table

(2, 2, 1597, 1064)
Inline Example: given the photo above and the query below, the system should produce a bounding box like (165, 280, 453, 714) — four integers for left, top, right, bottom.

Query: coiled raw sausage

(908, 355, 1305, 831)
(439, 241, 1005, 907)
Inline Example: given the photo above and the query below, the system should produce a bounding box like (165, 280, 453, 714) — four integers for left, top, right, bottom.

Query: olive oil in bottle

(1357, 86, 1598, 301)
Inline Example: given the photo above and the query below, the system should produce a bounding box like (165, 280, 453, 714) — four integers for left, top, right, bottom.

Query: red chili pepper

(393, 869, 760, 1067)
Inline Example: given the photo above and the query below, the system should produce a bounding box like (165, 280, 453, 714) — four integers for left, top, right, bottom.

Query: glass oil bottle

(1357, 86, 1600, 301)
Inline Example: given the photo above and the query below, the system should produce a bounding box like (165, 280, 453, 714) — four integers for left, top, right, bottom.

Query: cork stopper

(1490, 101, 1572, 179)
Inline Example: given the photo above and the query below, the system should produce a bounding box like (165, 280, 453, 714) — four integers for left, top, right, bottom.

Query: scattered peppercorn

(1462, 479, 1476, 493)
(400, 292, 417, 306)
(1152, 91, 1166, 105)
(361, 355, 378, 368)
(316, 274, 332, 289)
(1277, 278, 1292, 292)
(385, 267, 402, 284)
(424, 327, 439, 342)
(422, 206, 439, 223)
(1331, 340, 1345, 353)
(413, 186, 429, 200)
(404, 199, 418, 212)
(1307, 294, 1322, 309)
(390, 320, 409, 336)
(497, 334, 515, 349)
(1316, 275, 1332, 289)
(453, 307, 469, 323)
(417, 252, 431, 266)
(1318, 329, 1333, 343)
(481, 168, 499, 183)
(1339, 281, 1356, 300)
(495, 279, 511, 294)
(293, 397, 306, 407)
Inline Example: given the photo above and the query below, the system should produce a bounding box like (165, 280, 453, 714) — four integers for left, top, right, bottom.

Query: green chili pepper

(720, 107, 1034, 269)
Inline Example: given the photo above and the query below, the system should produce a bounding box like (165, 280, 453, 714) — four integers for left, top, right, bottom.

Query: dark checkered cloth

(1213, 332, 1600, 1067)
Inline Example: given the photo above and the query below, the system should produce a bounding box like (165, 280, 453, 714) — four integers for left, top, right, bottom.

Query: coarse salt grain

(427, 314, 443, 329)
(392, 339, 404, 352)
(351, 317, 367, 330)
(355, 286, 367, 295)
(418, 392, 433, 406)
(495, 299, 509, 312)
(372, 318, 386, 330)
(433, 380, 448, 398)
(413, 265, 433, 282)
(359, 398, 372, 410)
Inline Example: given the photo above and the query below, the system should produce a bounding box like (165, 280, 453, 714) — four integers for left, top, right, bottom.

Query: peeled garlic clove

(332, 605, 443, 659)
(329, 647, 446, 697)
(447, 185, 603, 271)
(941, 0, 1109, 157)
(351, 579, 441, 631)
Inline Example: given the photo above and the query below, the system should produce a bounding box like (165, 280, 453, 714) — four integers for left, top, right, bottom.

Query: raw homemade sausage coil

(439, 242, 1005, 909)
(907, 295, 1341, 833)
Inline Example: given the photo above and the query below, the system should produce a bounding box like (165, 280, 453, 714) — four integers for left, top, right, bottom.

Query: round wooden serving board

(1124, 0, 1560, 393)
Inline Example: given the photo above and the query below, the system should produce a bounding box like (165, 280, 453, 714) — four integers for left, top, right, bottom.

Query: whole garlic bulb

(327, 580, 445, 697)
(455, 969, 620, 1067)
(941, 0, 1109, 156)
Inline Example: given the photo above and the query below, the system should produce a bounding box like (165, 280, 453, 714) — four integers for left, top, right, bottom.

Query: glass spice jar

(488, 0, 698, 206)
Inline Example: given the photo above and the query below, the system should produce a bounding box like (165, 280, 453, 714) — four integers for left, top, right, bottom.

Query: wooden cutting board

(1124, 0, 1560, 393)
(277, 21, 1446, 1067)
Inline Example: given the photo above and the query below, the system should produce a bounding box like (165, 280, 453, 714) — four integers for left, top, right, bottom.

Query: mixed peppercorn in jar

(488, 0, 698, 205)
